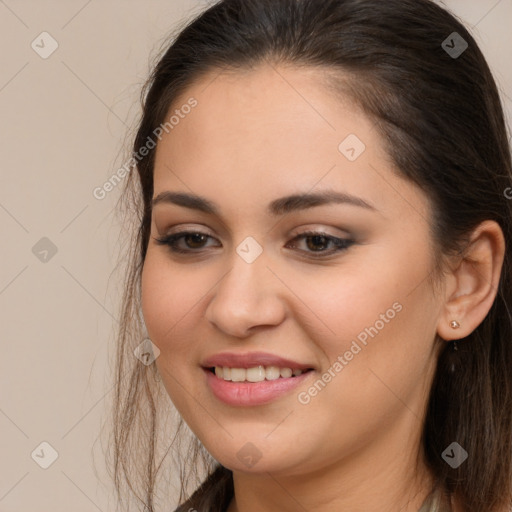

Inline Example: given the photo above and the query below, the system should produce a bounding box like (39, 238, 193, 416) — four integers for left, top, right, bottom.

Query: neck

(227, 416, 436, 512)
(228, 462, 435, 512)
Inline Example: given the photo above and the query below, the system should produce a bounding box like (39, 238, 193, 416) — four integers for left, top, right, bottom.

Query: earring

(447, 321, 461, 373)
(449, 320, 460, 355)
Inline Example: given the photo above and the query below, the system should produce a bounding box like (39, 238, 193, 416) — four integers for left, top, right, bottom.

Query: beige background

(0, 1, 511, 511)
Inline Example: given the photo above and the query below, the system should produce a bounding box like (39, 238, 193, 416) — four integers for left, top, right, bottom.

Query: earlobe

(436, 220, 505, 342)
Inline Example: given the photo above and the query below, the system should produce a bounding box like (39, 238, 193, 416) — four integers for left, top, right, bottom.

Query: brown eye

(305, 234, 330, 251)
(153, 231, 219, 254)
(154, 229, 354, 258)
(287, 231, 355, 257)
(183, 233, 209, 249)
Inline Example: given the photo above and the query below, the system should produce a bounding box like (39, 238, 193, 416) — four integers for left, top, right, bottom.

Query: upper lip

(202, 351, 314, 370)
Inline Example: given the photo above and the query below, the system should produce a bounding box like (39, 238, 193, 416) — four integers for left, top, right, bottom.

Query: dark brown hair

(107, 1, 512, 511)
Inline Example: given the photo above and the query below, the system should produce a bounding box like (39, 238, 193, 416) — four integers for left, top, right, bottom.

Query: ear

(437, 220, 505, 341)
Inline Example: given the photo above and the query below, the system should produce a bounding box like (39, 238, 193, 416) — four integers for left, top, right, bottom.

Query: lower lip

(204, 368, 313, 406)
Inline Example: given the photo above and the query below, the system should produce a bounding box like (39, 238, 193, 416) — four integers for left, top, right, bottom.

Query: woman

(109, 0, 512, 511)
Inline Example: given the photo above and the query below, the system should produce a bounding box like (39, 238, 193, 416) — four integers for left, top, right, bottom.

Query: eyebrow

(152, 190, 377, 216)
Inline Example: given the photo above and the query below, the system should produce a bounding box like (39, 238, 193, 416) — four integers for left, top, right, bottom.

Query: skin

(140, 64, 505, 512)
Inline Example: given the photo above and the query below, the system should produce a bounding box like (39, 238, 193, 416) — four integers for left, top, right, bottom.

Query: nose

(204, 247, 287, 338)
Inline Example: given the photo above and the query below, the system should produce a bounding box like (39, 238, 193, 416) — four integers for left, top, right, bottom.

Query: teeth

(265, 366, 280, 380)
(213, 365, 307, 382)
(246, 366, 266, 382)
(280, 367, 292, 378)
(231, 368, 246, 382)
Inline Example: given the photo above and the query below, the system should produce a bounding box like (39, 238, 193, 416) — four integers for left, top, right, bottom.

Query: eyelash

(153, 230, 355, 258)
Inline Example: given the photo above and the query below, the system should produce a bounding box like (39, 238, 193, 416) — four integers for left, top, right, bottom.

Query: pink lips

(202, 351, 314, 406)
(202, 351, 313, 370)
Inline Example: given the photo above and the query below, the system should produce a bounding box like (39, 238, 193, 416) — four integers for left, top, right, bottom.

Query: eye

(286, 230, 355, 257)
(153, 230, 355, 257)
(153, 231, 218, 254)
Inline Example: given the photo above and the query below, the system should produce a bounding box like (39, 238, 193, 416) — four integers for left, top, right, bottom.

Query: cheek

(282, 253, 407, 360)
(140, 252, 202, 354)
(294, 243, 437, 402)
(140, 253, 207, 415)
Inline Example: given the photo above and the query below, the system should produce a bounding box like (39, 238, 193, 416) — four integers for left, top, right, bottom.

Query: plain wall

(0, 1, 510, 511)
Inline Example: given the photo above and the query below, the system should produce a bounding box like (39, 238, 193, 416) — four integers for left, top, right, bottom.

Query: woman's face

(141, 64, 444, 477)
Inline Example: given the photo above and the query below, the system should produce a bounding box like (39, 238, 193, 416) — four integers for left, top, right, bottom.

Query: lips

(204, 368, 313, 406)
(201, 351, 314, 371)
(201, 351, 315, 406)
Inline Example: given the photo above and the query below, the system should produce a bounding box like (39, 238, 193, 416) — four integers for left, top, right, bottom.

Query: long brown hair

(107, 1, 512, 511)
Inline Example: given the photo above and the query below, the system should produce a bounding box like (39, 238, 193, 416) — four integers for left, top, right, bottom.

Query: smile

(203, 367, 314, 406)
(211, 365, 308, 382)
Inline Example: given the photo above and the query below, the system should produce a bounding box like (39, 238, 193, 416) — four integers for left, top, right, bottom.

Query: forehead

(159, 64, 371, 157)
(152, 64, 430, 224)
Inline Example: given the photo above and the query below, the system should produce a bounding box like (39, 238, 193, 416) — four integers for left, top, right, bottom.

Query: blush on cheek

(140, 261, 200, 359)
(140, 259, 177, 351)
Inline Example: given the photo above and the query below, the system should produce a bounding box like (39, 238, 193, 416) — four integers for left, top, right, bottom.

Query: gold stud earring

(450, 320, 460, 329)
